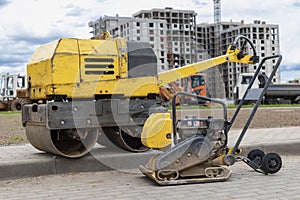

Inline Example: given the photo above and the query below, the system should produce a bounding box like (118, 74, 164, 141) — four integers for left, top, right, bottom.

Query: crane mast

(214, 0, 221, 55)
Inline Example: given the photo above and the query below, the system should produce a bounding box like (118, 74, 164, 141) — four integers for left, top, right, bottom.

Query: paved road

(0, 156, 299, 200)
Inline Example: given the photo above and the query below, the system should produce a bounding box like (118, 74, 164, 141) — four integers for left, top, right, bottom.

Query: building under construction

(196, 20, 280, 99)
(88, 8, 280, 99)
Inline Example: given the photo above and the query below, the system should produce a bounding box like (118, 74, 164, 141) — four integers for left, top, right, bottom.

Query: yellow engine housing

(27, 37, 159, 100)
(141, 112, 172, 149)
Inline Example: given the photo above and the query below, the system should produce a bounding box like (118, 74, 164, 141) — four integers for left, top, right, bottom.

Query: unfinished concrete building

(133, 8, 197, 70)
(89, 16, 168, 73)
(196, 20, 280, 99)
(89, 8, 280, 99)
(88, 7, 197, 87)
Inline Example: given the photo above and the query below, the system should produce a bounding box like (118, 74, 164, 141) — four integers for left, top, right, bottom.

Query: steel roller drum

(25, 125, 98, 158)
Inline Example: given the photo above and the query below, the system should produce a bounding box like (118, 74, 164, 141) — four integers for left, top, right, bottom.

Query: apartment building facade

(196, 20, 280, 99)
(133, 8, 197, 69)
(89, 8, 280, 99)
(89, 16, 168, 73)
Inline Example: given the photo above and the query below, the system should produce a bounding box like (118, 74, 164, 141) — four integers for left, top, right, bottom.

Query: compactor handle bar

(230, 54, 283, 155)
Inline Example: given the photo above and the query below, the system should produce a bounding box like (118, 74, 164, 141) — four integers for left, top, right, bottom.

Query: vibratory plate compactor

(140, 54, 283, 186)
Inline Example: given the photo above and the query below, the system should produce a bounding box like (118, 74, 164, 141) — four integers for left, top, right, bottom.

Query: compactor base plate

(139, 165, 231, 186)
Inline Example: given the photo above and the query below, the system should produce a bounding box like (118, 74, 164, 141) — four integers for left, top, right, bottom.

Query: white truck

(0, 74, 28, 111)
(234, 73, 300, 104)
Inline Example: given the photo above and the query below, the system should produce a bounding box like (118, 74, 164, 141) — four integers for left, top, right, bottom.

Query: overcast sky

(0, 0, 300, 83)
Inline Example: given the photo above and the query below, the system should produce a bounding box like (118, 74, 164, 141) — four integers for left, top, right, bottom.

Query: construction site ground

(0, 107, 300, 180)
(1, 106, 299, 146)
(0, 106, 300, 199)
(1, 155, 299, 200)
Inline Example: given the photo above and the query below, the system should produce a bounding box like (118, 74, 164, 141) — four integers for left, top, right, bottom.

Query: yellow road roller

(22, 33, 258, 158)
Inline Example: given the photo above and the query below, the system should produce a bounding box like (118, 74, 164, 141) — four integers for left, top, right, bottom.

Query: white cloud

(0, 65, 25, 75)
(0, 0, 300, 82)
(221, 1, 300, 63)
(281, 70, 300, 83)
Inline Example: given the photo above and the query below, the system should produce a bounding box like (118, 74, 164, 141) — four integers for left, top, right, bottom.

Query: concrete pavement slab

(228, 126, 300, 155)
(1, 156, 300, 199)
(0, 126, 299, 180)
(0, 144, 160, 180)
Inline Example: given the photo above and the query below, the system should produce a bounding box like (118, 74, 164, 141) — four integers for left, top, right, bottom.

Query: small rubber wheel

(247, 149, 265, 167)
(10, 98, 27, 111)
(261, 153, 282, 174)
